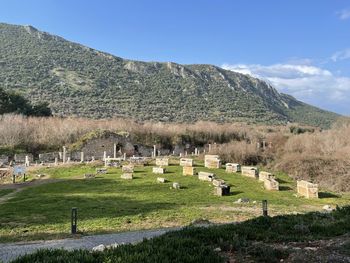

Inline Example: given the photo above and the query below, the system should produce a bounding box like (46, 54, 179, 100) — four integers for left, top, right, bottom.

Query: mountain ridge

(0, 22, 340, 127)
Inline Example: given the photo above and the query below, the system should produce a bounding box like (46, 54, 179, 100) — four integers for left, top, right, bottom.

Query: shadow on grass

(0, 179, 179, 228)
(275, 178, 289, 184)
(319, 192, 340, 198)
(229, 191, 243, 196)
(279, 186, 292, 191)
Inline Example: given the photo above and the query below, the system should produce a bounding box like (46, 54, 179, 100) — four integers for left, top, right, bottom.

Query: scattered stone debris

(235, 198, 250, 203)
(157, 177, 166, 183)
(84, 173, 95, 179)
(172, 182, 180, 189)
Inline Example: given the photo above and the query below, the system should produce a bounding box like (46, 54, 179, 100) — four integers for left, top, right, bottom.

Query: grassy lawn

(0, 189, 14, 198)
(0, 159, 349, 243)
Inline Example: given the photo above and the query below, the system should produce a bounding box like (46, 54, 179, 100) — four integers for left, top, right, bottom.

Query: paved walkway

(0, 227, 180, 262)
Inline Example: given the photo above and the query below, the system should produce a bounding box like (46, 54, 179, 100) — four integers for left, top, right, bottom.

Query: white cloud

(221, 63, 350, 115)
(337, 9, 350, 20)
(331, 48, 350, 62)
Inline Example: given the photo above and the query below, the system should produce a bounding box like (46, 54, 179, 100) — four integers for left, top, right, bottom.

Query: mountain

(0, 23, 340, 127)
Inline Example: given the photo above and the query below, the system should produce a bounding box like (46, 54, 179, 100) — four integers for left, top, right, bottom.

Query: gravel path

(0, 227, 180, 262)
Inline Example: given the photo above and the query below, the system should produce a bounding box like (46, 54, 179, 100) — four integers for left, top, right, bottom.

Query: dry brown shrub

(212, 141, 263, 165)
(275, 118, 350, 191)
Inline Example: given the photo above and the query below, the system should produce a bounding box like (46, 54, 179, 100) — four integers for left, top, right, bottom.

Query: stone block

(122, 165, 134, 173)
(156, 158, 169, 166)
(259, 171, 274, 182)
(214, 185, 230, 196)
(173, 182, 180, 189)
(241, 166, 259, 179)
(297, 180, 318, 198)
(180, 158, 194, 167)
(264, 178, 279, 191)
(153, 167, 166, 174)
(204, 155, 221, 169)
(212, 179, 225, 187)
(198, 171, 215, 182)
(226, 163, 241, 173)
(157, 177, 166, 183)
(183, 166, 196, 176)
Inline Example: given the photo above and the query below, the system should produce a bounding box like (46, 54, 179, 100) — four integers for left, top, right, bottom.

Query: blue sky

(1, 0, 350, 115)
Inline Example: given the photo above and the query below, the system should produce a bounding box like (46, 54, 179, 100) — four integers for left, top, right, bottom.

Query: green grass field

(0, 159, 349, 243)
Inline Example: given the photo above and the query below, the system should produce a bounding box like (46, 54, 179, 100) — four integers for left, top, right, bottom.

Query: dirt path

(0, 227, 181, 263)
(0, 179, 63, 205)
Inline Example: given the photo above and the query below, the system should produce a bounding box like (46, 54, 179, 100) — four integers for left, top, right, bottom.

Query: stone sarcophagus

(264, 178, 279, 191)
(204, 155, 221, 169)
(122, 165, 134, 173)
(259, 171, 274, 182)
(225, 163, 241, 173)
(183, 166, 196, 176)
(297, 180, 318, 198)
(156, 158, 169, 166)
(198, 171, 215, 182)
(179, 158, 194, 167)
(153, 167, 166, 174)
(241, 166, 259, 179)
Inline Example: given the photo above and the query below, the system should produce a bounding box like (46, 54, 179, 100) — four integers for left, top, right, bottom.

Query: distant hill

(0, 23, 340, 127)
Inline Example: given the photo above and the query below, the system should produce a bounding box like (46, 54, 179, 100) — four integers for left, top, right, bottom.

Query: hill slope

(0, 23, 339, 127)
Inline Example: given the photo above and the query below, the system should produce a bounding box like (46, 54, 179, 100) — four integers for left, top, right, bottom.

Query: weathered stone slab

(121, 173, 133, 180)
(214, 184, 230, 196)
(212, 179, 225, 187)
(122, 165, 134, 173)
(259, 171, 274, 182)
(179, 158, 194, 167)
(84, 173, 96, 179)
(157, 177, 166, 183)
(183, 166, 196, 176)
(153, 167, 165, 174)
(226, 163, 241, 173)
(297, 180, 318, 198)
(198, 171, 215, 182)
(156, 158, 169, 166)
(204, 155, 221, 169)
(241, 166, 259, 179)
(264, 178, 279, 191)
(96, 168, 108, 174)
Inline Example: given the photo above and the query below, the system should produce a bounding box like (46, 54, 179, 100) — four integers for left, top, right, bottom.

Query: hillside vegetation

(0, 87, 51, 116)
(0, 23, 339, 128)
